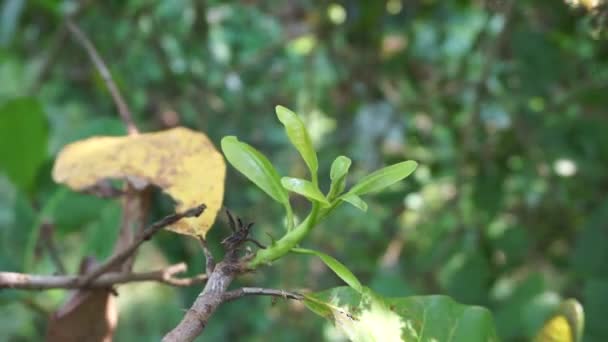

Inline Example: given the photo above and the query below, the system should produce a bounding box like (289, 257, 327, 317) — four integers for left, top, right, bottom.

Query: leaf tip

(275, 105, 298, 123)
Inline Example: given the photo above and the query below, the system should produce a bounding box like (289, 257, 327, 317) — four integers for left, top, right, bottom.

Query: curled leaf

(330, 155, 352, 181)
(52, 127, 225, 237)
(275, 105, 318, 178)
(328, 155, 351, 201)
(534, 299, 584, 342)
(221, 136, 289, 205)
(281, 177, 329, 205)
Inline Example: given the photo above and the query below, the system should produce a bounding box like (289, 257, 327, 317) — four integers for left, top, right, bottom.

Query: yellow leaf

(52, 127, 225, 237)
(534, 299, 584, 342)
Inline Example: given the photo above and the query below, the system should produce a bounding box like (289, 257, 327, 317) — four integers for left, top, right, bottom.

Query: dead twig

(222, 287, 304, 303)
(78, 204, 206, 287)
(39, 222, 67, 275)
(0, 263, 207, 290)
(65, 19, 138, 135)
(197, 236, 215, 276)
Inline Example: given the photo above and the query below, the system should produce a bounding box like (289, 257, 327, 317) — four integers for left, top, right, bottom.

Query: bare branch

(78, 204, 206, 287)
(222, 287, 304, 303)
(163, 211, 257, 342)
(0, 263, 207, 290)
(65, 19, 138, 135)
(162, 260, 240, 342)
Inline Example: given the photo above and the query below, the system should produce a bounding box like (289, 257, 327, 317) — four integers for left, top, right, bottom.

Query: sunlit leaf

(534, 299, 584, 342)
(275, 105, 318, 178)
(53, 127, 225, 237)
(348, 160, 417, 196)
(340, 193, 367, 212)
(305, 286, 499, 342)
(292, 248, 362, 293)
(221, 136, 289, 205)
(281, 177, 329, 205)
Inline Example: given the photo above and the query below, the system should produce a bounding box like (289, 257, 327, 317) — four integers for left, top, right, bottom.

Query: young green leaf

(327, 155, 351, 200)
(281, 177, 329, 205)
(221, 136, 289, 205)
(275, 106, 318, 179)
(292, 247, 363, 293)
(348, 160, 417, 196)
(330, 155, 351, 181)
(340, 193, 368, 212)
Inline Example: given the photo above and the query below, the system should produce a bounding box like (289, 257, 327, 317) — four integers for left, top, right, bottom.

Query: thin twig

(198, 236, 215, 275)
(65, 19, 138, 134)
(0, 263, 207, 290)
(39, 222, 67, 275)
(30, 0, 96, 93)
(78, 204, 206, 286)
(222, 287, 304, 303)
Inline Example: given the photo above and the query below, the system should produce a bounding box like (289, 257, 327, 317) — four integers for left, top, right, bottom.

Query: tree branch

(78, 204, 206, 287)
(0, 263, 206, 290)
(162, 259, 241, 342)
(222, 287, 304, 303)
(65, 19, 138, 135)
(65, 19, 145, 275)
(162, 212, 257, 342)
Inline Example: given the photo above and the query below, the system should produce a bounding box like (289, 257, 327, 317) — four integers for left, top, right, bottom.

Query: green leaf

(0, 97, 48, 192)
(275, 105, 318, 179)
(292, 248, 362, 293)
(305, 286, 499, 342)
(221, 136, 288, 205)
(340, 193, 368, 212)
(348, 160, 417, 196)
(281, 177, 329, 205)
(330, 155, 352, 181)
(327, 155, 351, 201)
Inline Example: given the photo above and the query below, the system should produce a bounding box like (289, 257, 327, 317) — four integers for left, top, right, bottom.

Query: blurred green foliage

(0, 0, 607, 341)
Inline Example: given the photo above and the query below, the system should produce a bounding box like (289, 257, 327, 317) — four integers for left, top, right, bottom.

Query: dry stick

(65, 19, 138, 135)
(78, 204, 206, 287)
(0, 263, 208, 290)
(222, 287, 304, 303)
(66, 19, 143, 275)
(39, 222, 67, 275)
(198, 236, 215, 275)
(115, 187, 147, 273)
